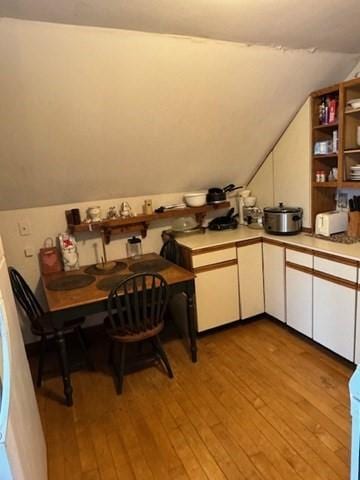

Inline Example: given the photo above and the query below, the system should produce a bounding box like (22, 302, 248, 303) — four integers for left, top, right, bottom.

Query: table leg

(186, 280, 197, 363)
(55, 331, 73, 406)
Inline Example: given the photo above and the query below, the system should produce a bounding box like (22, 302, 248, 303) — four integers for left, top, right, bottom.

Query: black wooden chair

(106, 272, 173, 394)
(8, 267, 94, 389)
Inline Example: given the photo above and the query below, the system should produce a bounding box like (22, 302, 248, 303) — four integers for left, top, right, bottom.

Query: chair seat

(31, 312, 85, 337)
(108, 321, 164, 343)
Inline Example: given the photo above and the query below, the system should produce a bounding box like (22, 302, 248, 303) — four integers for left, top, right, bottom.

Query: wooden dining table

(41, 252, 197, 406)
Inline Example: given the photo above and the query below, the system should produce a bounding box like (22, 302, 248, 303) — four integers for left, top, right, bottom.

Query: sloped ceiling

(1, 0, 360, 53)
(0, 18, 358, 210)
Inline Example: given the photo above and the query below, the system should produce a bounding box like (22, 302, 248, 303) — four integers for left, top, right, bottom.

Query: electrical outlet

(24, 247, 34, 257)
(18, 221, 31, 236)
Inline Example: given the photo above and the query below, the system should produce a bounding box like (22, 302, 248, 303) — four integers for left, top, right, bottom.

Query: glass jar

(126, 236, 143, 259)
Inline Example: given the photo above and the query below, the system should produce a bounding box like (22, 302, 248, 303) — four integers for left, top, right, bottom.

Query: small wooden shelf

(68, 201, 230, 243)
(345, 107, 360, 115)
(312, 182, 338, 188)
(341, 181, 360, 188)
(313, 153, 338, 158)
(313, 122, 338, 130)
(344, 149, 360, 154)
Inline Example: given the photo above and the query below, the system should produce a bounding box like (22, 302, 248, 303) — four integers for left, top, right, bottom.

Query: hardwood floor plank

(36, 319, 352, 480)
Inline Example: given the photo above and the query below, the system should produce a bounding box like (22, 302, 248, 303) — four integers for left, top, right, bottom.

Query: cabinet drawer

(286, 249, 313, 268)
(313, 256, 357, 282)
(192, 247, 237, 268)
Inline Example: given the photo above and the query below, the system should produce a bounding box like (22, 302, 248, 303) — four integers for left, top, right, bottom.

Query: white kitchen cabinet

(285, 248, 313, 337)
(263, 242, 285, 322)
(195, 263, 240, 332)
(286, 266, 313, 337)
(237, 242, 264, 319)
(313, 276, 356, 361)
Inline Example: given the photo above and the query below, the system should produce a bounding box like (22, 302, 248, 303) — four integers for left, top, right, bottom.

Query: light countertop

(177, 226, 360, 262)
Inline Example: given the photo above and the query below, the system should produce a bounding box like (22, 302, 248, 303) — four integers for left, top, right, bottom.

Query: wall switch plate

(24, 247, 34, 257)
(18, 221, 31, 236)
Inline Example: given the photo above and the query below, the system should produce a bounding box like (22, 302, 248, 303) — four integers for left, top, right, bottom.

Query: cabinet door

(237, 243, 264, 319)
(286, 266, 312, 337)
(354, 291, 360, 364)
(263, 243, 285, 322)
(195, 264, 240, 332)
(313, 277, 356, 361)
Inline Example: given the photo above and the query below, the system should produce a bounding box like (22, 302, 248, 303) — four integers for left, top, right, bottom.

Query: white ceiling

(1, 0, 360, 53)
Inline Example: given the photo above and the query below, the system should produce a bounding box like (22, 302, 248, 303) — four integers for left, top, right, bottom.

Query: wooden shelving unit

(311, 84, 340, 228)
(68, 201, 230, 243)
(310, 78, 360, 230)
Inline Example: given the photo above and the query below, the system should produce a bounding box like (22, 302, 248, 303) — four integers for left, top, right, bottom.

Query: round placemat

(96, 274, 132, 291)
(84, 261, 127, 276)
(128, 258, 171, 274)
(46, 274, 96, 291)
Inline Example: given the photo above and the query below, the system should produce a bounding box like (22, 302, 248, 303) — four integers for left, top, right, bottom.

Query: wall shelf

(312, 182, 338, 188)
(68, 201, 230, 243)
(313, 122, 338, 130)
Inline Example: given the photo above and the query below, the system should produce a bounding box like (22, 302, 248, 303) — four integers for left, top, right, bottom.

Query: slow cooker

(263, 203, 303, 235)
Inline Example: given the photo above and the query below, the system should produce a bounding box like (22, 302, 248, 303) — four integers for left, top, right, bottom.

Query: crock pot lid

(264, 205, 302, 213)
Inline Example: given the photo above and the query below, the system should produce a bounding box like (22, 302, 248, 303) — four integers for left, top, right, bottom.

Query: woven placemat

(96, 274, 132, 291)
(128, 258, 171, 274)
(84, 261, 127, 276)
(46, 274, 95, 291)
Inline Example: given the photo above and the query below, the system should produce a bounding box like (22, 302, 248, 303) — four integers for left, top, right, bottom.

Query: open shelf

(313, 153, 338, 158)
(345, 107, 360, 115)
(68, 201, 230, 243)
(344, 149, 360, 154)
(312, 182, 338, 188)
(313, 122, 338, 130)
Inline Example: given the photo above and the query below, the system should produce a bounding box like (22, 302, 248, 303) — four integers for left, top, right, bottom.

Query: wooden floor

(35, 319, 354, 480)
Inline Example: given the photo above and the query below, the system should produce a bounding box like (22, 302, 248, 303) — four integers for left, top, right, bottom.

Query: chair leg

(36, 335, 46, 387)
(113, 343, 126, 395)
(75, 326, 95, 371)
(153, 335, 174, 379)
(55, 330, 73, 407)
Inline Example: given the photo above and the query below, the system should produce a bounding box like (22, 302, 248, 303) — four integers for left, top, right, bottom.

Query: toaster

(315, 211, 348, 236)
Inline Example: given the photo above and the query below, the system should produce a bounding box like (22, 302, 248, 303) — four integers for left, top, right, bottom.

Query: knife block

(347, 211, 360, 238)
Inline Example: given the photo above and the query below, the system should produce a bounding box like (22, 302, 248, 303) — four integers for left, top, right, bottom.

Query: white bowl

(184, 192, 207, 207)
(172, 216, 199, 232)
(244, 196, 257, 207)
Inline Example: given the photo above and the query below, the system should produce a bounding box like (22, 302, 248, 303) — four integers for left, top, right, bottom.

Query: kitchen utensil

(183, 192, 207, 207)
(172, 216, 199, 232)
(315, 211, 348, 236)
(208, 208, 239, 231)
(126, 236, 143, 259)
(206, 184, 243, 204)
(263, 203, 302, 235)
(155, 203, 186, 213)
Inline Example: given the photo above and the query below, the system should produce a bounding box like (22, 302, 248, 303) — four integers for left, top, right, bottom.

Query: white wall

(249, 99, 311, 227)
(248, 153, 274, 209)
(0, 18, 358, 210)
(273, 99, 311, 227)
(0, 191, 202, 342)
